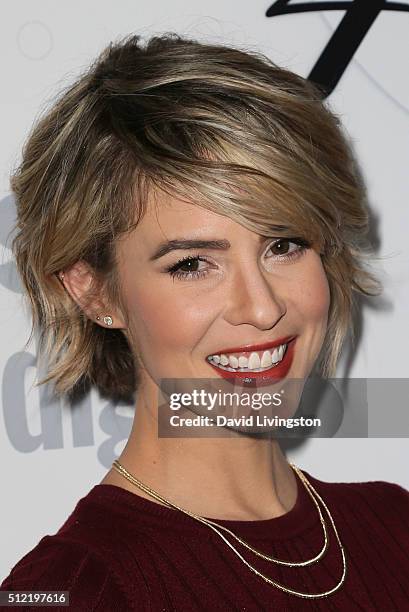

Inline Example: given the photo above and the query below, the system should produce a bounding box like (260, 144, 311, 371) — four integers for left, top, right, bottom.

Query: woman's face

(115, 192, 330, 389)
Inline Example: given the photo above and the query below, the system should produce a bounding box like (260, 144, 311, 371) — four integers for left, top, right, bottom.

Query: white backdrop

(1, 0, 408, 579)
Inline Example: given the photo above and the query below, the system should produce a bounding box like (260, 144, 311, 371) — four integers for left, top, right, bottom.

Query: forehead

(127, 191, 251, 248)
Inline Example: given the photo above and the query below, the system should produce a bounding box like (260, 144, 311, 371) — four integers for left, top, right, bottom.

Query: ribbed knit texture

(1, 469, 408, 611)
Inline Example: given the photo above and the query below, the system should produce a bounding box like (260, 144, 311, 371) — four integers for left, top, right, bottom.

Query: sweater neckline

(82, 468, 320, 540)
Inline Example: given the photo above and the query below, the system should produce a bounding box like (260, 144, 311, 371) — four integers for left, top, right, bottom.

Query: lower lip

(207, 338, 297, 387)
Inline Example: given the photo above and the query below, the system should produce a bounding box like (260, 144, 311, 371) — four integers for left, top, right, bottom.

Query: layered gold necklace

(112, 459, 346, 599)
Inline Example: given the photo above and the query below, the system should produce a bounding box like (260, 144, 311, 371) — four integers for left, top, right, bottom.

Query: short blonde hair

(10, 33, 381, 403)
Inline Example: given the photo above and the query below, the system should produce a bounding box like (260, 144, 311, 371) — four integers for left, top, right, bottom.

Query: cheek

(124, 282, 216, 354)
(296, 257, 331, 327)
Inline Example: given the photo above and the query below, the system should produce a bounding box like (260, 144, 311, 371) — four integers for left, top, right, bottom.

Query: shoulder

(0, 535, 110, 586)
(307, 470, 409, 506)
(0, 535, 135, 611)
(303, 469, 409, 539)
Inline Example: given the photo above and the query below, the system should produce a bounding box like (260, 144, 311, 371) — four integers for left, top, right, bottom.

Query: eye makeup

(164, 237, 311, 282)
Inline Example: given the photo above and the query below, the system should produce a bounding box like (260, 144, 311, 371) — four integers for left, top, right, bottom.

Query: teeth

(229, 355, 239, 368)
(271, 347, 281, 363)
(248, 352, 261, 369)
(238, 356, 248, 368)
(208, 343, 288, 372)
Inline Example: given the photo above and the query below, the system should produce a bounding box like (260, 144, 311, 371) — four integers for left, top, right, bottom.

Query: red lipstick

(209, 335, 296, 357)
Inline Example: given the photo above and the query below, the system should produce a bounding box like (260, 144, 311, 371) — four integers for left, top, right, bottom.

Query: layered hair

(10, 33, 381, 403)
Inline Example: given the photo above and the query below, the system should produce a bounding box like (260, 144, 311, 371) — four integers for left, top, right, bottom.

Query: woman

(1, 33, 408, 611)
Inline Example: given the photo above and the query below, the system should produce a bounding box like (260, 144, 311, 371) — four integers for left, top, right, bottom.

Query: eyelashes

(165, 238, 311, 282)
(167, 255, 212, 281)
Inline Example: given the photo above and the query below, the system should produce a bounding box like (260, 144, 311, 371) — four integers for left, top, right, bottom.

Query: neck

(100, 381, 298, 521)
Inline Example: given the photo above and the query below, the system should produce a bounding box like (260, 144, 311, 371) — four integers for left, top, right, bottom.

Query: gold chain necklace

(111, 459, 347, 599)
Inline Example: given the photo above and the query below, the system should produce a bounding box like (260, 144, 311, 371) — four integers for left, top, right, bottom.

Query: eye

(165, 238, 311, 282)
(266, 238, 310, 262)
(166, 254, 211, 281)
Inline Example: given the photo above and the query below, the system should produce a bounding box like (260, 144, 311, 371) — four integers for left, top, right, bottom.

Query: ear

(58, 260, 127, 330)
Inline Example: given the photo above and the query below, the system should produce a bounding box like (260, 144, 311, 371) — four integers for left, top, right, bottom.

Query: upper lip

(208, 335, 297, 356)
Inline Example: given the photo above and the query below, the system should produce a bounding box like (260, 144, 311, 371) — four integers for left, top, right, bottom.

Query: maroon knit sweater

(1, 468, 408, 611)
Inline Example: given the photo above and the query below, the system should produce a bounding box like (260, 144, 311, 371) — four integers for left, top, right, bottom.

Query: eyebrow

(149, 239, 231, 261)
(149, 231, 288, 262)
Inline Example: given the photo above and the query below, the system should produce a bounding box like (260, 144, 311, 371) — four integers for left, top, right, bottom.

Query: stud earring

(96, 315, 113, 326)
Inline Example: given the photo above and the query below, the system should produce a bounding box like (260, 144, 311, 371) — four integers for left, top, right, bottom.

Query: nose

(222, 260, 286, 330)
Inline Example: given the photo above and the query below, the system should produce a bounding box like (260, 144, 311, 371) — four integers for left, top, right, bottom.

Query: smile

(206, 344, 288, 372)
